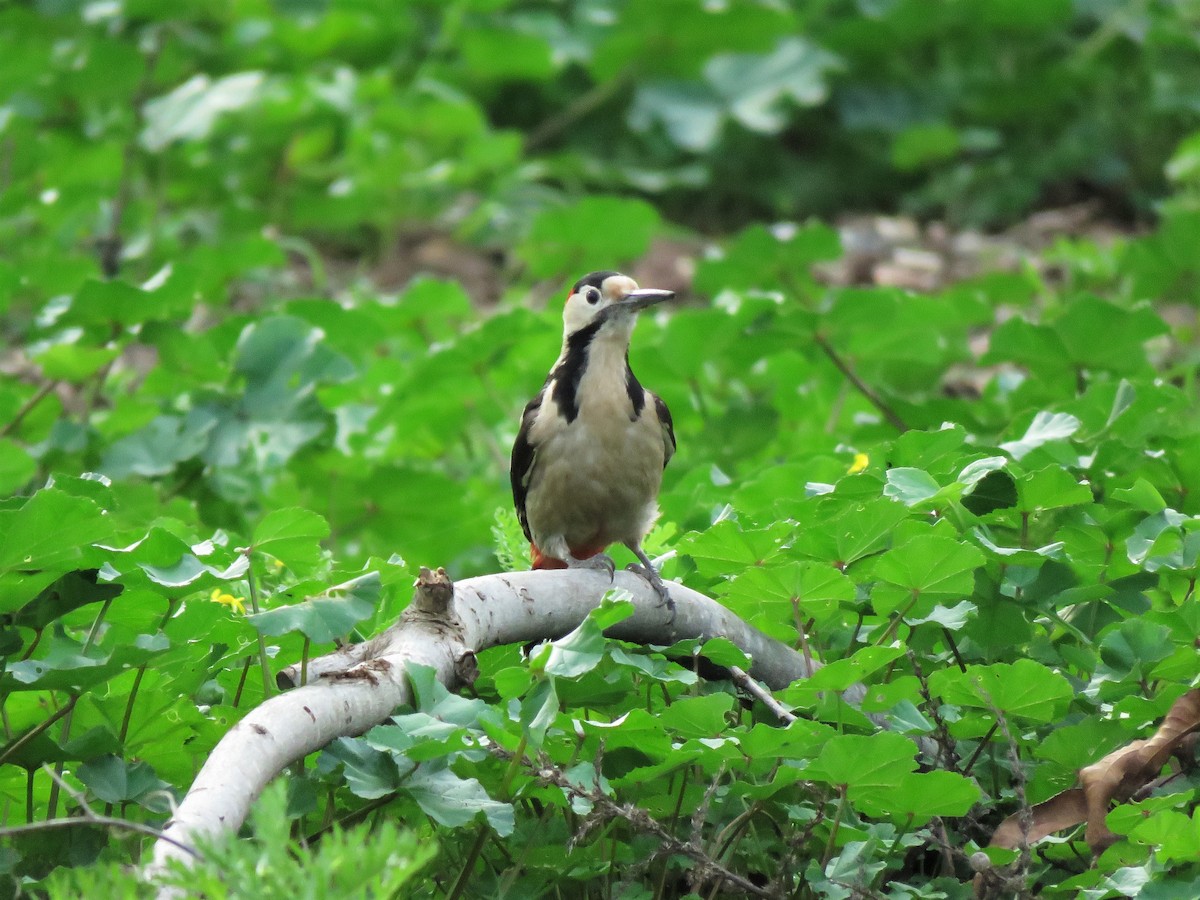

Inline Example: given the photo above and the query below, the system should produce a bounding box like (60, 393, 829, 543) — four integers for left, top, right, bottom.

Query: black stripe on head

(549, 319, 601, 422)
(571, 271, 622, 296)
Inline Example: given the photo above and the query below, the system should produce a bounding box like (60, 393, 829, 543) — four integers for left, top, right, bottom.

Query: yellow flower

(847, 452, 869, 475)
(210, 588, 246, 615)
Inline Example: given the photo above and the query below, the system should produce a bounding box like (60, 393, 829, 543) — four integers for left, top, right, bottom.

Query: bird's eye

(585, 288, 601, 305)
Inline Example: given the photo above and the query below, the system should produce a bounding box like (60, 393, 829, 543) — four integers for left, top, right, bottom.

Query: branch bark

(146, 567, 828, 884)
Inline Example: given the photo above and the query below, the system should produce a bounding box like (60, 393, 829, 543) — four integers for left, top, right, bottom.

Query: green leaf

(961, 469, 1019, 516)
(0, 439, 36, 495)
(77, 755, 170, 808)
(704, 37, 841, 133)
(404, 763, 515, 836)
(519, 677, 558, 747)
(64, 277, 192, 328)
(657, 694, 734, 739)
(8, 570, 122, 630)
(892, 123, 961, 171)
(883, 467, 940, 506)
(862, 770, 981, 821)
(141, 71, 267, 151)
(806, 731, 917, 791)
(517, 197, 661, 280)
(693, 222, 840, 296)
(459, 27, 553, 82)
(0, 489, 110, 584)
(928, 658, 1073, 723)
(1016, 466, 1092, 512)
(870, 532, 985, 617)
(1126, 510, 1200, 572)
(101, 410, 219, 478)
(320, 738, 401, 800)
(33, 344, 120, 381)
(720, 560, 855, 640)
(1053, 296, 1167, 373)
(1097, 619, 1174, 679)
(1110, 478, 1167, 513)
(251, 508, 331, 574)
(805, 646, 906, 692)
(539, 596, 634, 678)
(630, 81, 724, 152)
(1000, 411, 1081, 460)
(678, 519, 792, 578)
(246, 574, 377, 642)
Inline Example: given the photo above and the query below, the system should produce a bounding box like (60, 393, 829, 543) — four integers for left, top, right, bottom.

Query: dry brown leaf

(989, 787, 1089, 850)
(976, 689, 1200, 895)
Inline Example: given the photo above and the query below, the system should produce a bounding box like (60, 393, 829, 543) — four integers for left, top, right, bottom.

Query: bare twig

(0, 695, 78, 768)
(1, 381, 57, 439)
(96, 34, 163, 278)
(981, 696, 1035, 899)
(0, 765, 199, 860)
(906, 649, 960, 772)
(961, 722, 999, 777)
(524, 73, 633, 152)
(518, 749, 769, 898)
(730, 665, 797, 724)
(813, 332, 908, 432)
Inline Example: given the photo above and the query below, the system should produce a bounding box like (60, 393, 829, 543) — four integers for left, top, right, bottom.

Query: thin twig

(729, 666, 797, 724)
(813, 333, 908, 432)
(984, 696, 1035, 898)
(513, 748, 769, 898)
(0, 765, 200, 860)
(524, 73, 633, 152)
(906, 648, 960, 773)
(961, 722, 999, 776)
(0, 695, 78, 768)
(1, 381, 57, 439)
(96, 34, 163, 278)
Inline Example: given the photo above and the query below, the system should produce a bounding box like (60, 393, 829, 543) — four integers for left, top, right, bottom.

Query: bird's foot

(626, 562, 674, 611)
(568, 552, 616, 581)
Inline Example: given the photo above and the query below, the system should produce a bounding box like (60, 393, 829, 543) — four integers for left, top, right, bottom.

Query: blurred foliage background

(3, 0, 1200, 897)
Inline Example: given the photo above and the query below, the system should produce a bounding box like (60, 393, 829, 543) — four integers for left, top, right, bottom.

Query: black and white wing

(510, 389, 544, 543)
(652, 392, 676, 469)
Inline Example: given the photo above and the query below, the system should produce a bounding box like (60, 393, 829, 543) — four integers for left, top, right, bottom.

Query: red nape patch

(530, 541, 608, 570)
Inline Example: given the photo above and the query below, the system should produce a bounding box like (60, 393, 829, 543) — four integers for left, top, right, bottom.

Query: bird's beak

(617, 288, 675, 313)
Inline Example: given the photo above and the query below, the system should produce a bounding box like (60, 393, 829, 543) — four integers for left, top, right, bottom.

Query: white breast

(524, 337, 665, 552)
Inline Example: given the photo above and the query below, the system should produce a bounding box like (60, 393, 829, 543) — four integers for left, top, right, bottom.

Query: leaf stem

(820, 784, 848, 867)
(500, 733, 528, 800)
(245, 556, 274, 700)
(446, 823, 490, 900)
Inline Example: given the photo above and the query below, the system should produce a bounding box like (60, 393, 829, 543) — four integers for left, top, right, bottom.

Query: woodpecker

(511, 271, 676, 603)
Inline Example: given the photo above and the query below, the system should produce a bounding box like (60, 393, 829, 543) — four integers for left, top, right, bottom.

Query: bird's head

(562, 271, 675, 339)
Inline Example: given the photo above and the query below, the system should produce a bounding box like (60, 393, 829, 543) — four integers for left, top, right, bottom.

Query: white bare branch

(146, 567, 824, 884)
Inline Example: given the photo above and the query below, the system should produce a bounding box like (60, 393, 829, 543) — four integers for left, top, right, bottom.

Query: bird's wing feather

(652, 392, 676, 469)
(510, 388, 545, 542)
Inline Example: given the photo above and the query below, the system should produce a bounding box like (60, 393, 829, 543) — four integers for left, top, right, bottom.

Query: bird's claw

(627, 563, 675, 612)
(576, 553, 616, 580)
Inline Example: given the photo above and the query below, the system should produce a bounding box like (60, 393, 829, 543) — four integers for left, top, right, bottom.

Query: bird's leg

(625, 541, 674, 610)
